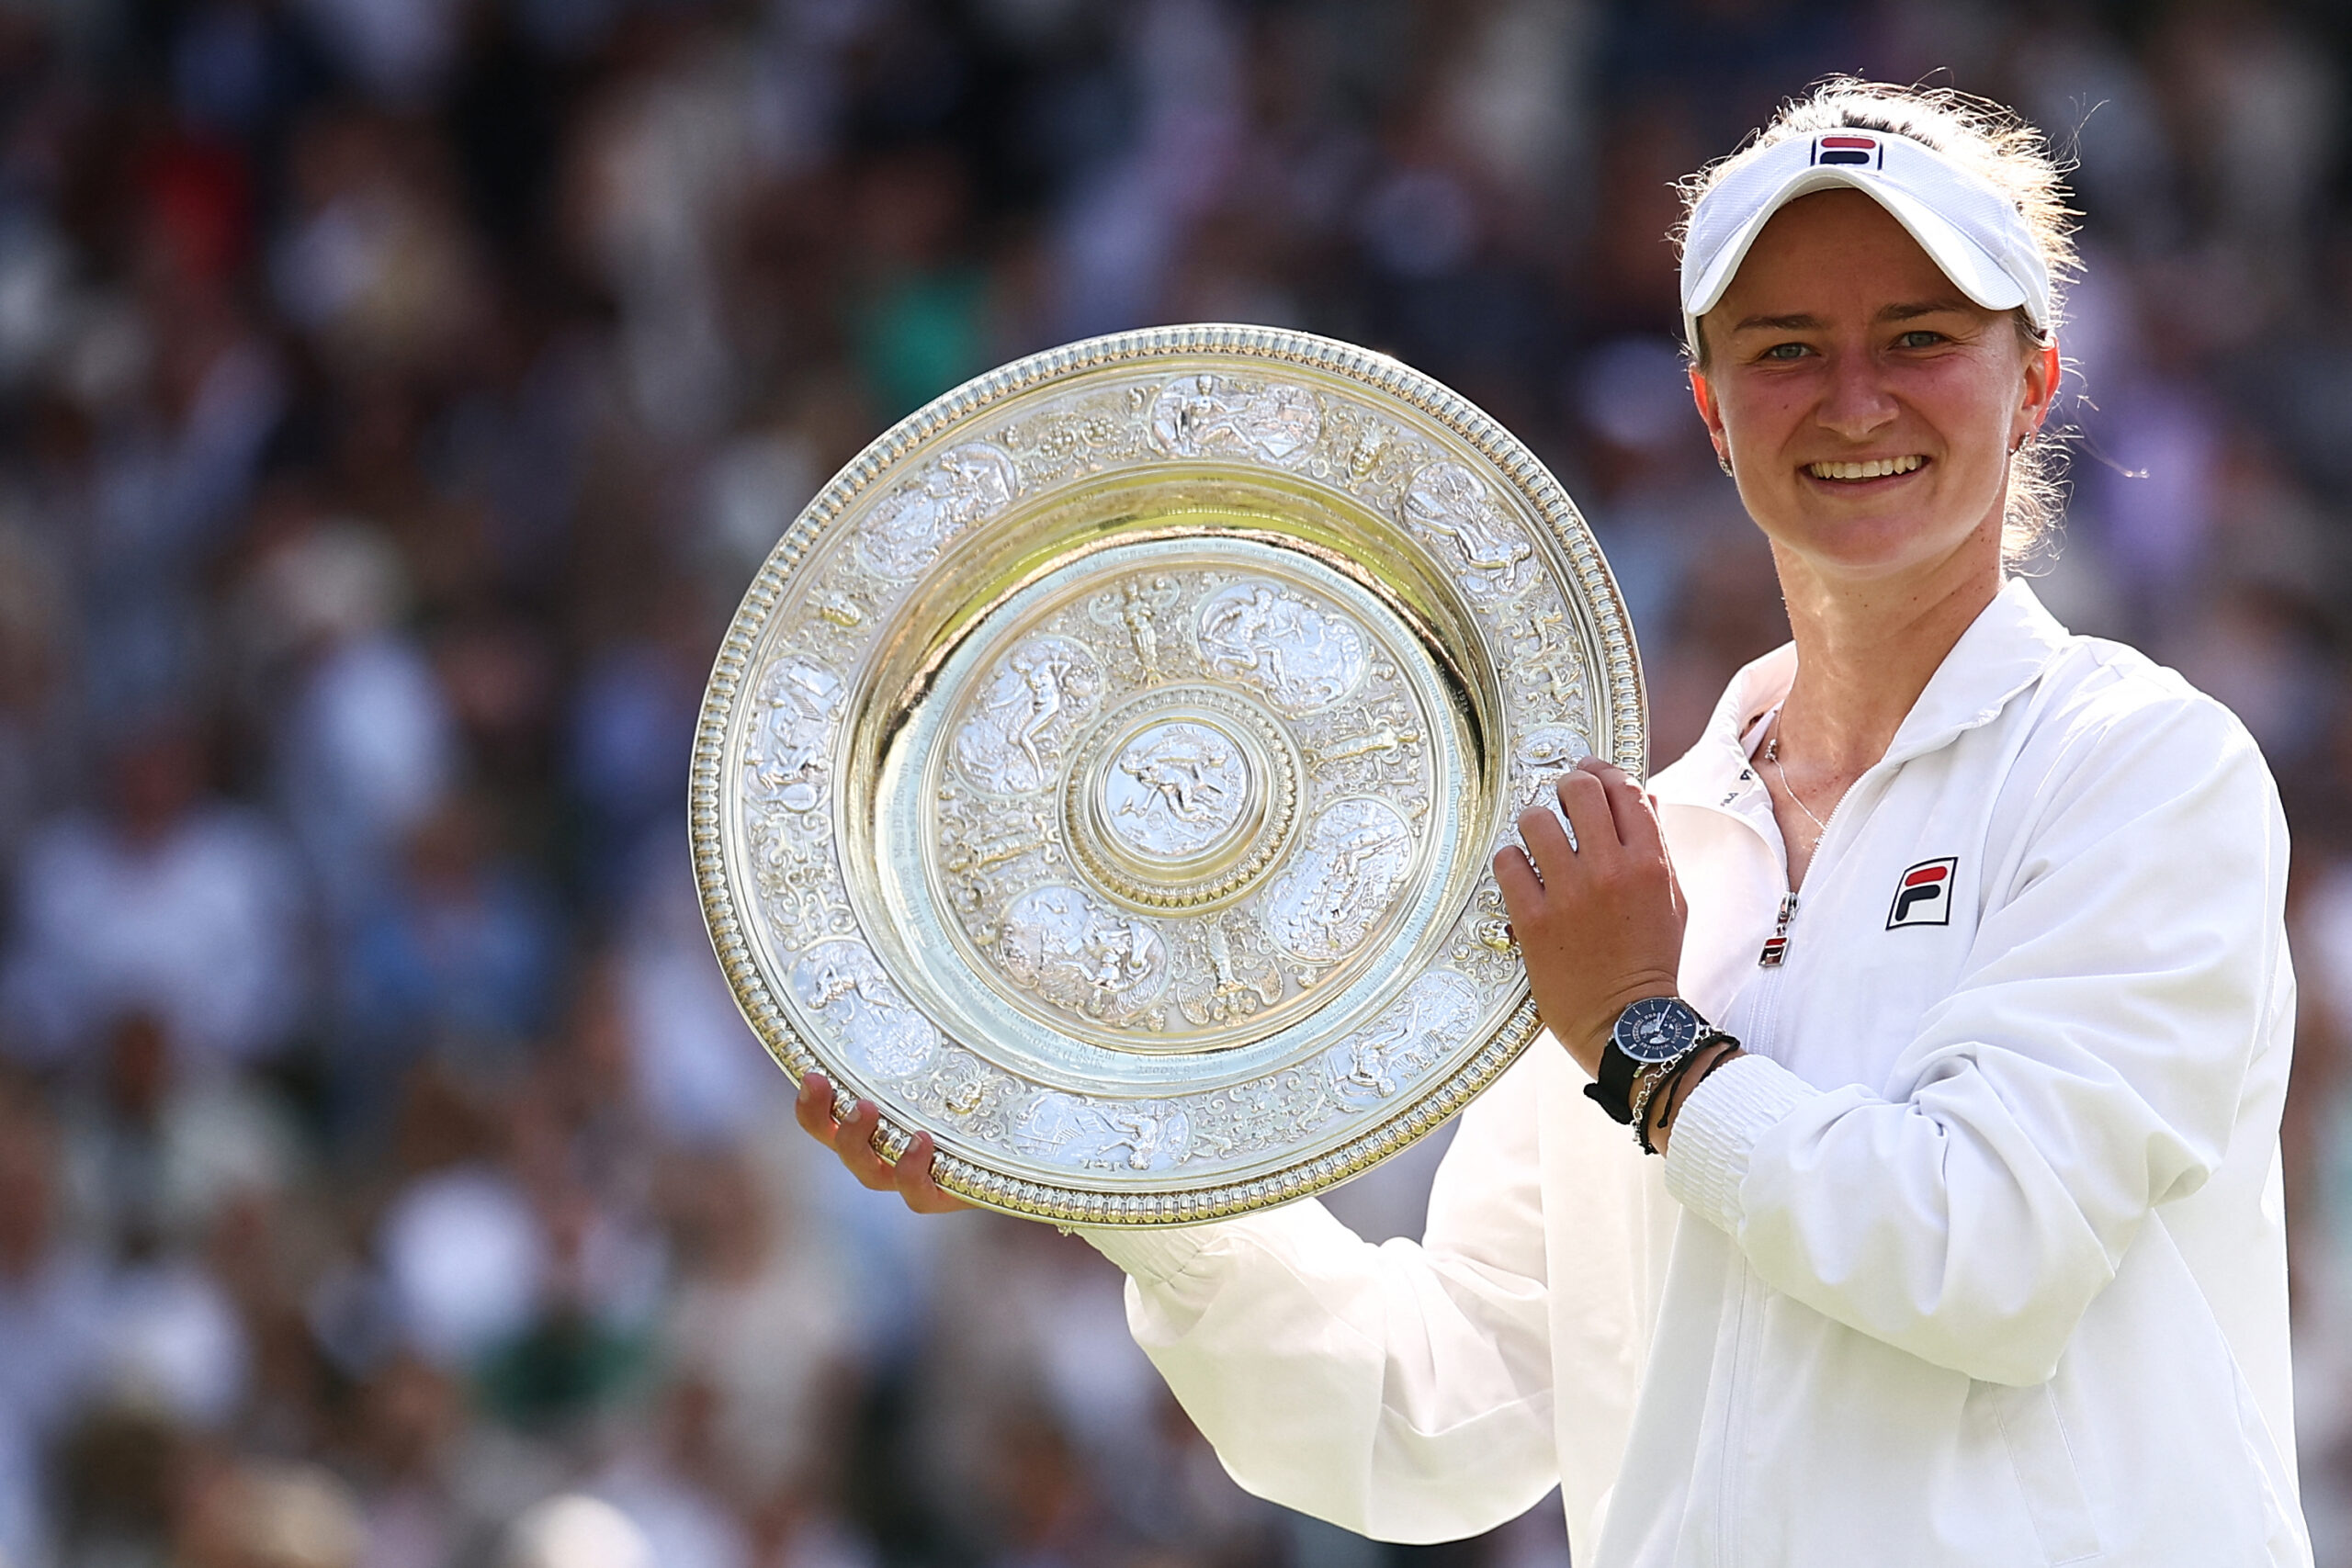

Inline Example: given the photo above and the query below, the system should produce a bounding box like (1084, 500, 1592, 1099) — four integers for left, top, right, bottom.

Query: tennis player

(798, 79, 2306, 1564)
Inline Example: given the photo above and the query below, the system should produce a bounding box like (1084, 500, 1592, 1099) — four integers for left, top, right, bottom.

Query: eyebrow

(1726, 299, 1979, 334)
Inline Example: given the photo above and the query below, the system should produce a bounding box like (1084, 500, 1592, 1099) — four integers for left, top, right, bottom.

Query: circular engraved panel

(1103, 721, 1250, 860)
(1194, 580, 1368, 714)
(694, 323, 1645, 1227)
(910, 547, 1442, 1053)
(1063, 684, 1301, 911)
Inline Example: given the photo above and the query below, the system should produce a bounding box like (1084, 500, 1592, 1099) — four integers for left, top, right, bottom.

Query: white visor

(1680, 130, 2052, 350)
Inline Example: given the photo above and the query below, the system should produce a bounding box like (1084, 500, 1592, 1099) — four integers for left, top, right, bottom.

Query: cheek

(1716, 380, 1815, 454)
(1913, 356, 2029, 446)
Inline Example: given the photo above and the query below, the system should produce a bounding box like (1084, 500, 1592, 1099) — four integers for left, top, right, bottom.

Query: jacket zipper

(1757, 893, 1797, 967)
(1720, 768, 1871, 1567)
(1751, 757, 1866, 971)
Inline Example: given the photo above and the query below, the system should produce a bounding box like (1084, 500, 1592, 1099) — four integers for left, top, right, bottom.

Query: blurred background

(0, 0, 2348, 1563)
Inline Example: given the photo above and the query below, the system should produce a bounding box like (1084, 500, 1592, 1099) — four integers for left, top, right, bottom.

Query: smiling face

(1690, 188, 2058, 592)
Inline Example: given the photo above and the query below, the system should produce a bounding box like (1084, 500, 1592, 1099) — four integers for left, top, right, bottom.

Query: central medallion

(1102, 720, 1250, 861)
(1065, 685, 1301, 912)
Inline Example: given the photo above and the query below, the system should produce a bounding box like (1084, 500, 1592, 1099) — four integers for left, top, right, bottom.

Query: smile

(1806, 455, 1927, 481)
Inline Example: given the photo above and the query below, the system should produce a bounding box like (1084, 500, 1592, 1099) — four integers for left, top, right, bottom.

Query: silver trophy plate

(693, 324, 1644, 1225)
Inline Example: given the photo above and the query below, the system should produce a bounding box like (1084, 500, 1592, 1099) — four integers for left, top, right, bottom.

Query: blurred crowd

(0, 0, 2349, 1564)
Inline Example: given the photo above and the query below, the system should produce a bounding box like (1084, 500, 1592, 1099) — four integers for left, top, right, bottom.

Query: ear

(1690, 367, 1729, 456)
(2016, 339, 2060, 445)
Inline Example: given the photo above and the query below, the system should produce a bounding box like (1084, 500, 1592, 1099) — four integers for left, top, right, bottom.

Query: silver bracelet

(1627, 1061, 1670, 1151)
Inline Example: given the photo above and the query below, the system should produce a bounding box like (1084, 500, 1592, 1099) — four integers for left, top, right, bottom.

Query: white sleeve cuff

(1077, 1196, 1354, 1286)
(1663, 1052, 1821, 1233)
(1074, 1221, 1215, 1284)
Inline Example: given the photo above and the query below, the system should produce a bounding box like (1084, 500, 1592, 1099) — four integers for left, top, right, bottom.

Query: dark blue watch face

(1613, 997, 1702, 1064)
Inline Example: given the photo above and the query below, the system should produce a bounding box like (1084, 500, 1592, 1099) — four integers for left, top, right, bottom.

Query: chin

(1774, 506, 1991, 580)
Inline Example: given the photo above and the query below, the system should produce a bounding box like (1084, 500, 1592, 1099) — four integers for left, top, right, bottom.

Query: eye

(1893, 329, 1946, 349)
(1760, 342, 1811, 361)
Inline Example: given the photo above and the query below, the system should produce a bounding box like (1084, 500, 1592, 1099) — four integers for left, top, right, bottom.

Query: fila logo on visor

(1887, 857, 1959, 930)
(1812, 134, 1883, 169)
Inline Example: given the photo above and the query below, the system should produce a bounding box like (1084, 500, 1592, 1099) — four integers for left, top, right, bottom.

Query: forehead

(1717, 188, 1967, 312)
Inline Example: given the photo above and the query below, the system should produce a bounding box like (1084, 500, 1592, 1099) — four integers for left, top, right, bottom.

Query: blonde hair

(1677, 80, 2081, 563)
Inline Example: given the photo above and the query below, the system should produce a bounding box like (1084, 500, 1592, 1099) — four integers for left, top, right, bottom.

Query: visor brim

(1683, 166, 2035, 337)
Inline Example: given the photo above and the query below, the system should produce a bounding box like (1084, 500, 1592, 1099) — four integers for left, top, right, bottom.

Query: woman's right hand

(794, 1072, 969, 1213)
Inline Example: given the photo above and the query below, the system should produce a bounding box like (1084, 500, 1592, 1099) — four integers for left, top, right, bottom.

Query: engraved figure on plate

(789, 939, 939, 1078)
(1402, 460, 1534, 598)
(955, 635, 1102, 794)
(1150, 375, 1320, 464)
(1447, 884, 1524, 993)
(1512, 727, 1595, 836)
(1194, 581, 1367, 714)
(742, 660, 854, 949)
(854, 441, 1019, 580)
(1324, 969, 1480, 1108)
(1105, 722, 1250, 860)
(1265, 797, 1417, 963)
(1013, 1091, 1193, 1172)
(1089, 576, 1181, 680)
(942, 799, 1056, 880)
(1179, 914, 1283, 1026)
(1517, 725, 1590, 776)
(1305, 699, 1428, 798)
(745, 660, 845, 815)
(994, 885, 1168, 1024)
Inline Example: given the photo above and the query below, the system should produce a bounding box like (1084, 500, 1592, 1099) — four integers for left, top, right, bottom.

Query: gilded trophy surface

(693, 324, 1643, 1225)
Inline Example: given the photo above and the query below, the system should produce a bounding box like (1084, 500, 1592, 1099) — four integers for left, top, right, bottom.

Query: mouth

(1804, 455, 1928, 483)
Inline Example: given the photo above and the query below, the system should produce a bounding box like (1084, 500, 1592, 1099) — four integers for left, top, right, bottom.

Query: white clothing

(1, 805, 305, 1068)
(1086, 579, 2307, 1565)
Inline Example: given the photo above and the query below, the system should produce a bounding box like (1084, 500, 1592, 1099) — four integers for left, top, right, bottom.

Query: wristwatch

(1582, 996, 1726, 1125)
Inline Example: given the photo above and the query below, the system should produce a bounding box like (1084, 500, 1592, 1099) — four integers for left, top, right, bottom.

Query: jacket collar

(1652, 575, 2074, 808)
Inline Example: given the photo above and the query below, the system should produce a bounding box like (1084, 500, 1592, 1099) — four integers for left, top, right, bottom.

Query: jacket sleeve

(1663, 693, 2290, 1386)
(1081, 1046, 1559, 1543)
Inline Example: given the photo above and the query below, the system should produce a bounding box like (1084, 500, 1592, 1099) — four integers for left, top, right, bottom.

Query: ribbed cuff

(1074, 1223, 1214, 1284)
(1663, 1052, 1819, 1234)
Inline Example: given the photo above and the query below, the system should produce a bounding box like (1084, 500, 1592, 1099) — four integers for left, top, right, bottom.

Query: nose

(1816, 347, 1898, 443)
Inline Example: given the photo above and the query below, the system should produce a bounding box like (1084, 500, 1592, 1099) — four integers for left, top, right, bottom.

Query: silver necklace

(1763, 720, 1832, 837)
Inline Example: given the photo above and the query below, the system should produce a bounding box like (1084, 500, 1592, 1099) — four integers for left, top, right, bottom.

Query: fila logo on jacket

(1887, 857, 1960, 930)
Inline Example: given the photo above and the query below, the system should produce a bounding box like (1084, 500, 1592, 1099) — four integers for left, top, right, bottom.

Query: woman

(798, 81, 2306, 1564)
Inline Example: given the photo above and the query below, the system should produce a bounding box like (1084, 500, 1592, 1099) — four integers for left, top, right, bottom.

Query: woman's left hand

(1492, 756, 1688, 1078)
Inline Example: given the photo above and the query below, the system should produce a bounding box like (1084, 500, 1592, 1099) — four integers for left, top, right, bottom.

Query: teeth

(1808, 455, 1925, 480)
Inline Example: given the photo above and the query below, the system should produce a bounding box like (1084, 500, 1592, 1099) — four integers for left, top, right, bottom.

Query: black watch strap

(1582, 1039, 1641, 1125)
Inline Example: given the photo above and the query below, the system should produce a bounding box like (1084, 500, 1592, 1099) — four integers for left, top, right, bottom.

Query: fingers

(1515, 793, 1578, 886)
(893, 1131, 969, 1214)
(1502, 760, 1666, 904)
(1580, 756, 1664, 858)
(1491, 842, 1544, 921)
(1510, 761, 1623, 890)
(831, 1098, 901, 1190)
(797, 1072, 967, 1213)
(1556, 761, 1623, 852)
(794, 1073, 897, 1190)
(794, 1072, 836, 1140)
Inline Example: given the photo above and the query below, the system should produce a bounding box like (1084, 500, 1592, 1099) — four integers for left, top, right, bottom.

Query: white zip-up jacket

(1085, 579, 2307, 1565)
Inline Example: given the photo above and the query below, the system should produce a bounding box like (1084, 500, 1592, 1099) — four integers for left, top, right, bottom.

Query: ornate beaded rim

(690, 322, 1645, 1226)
